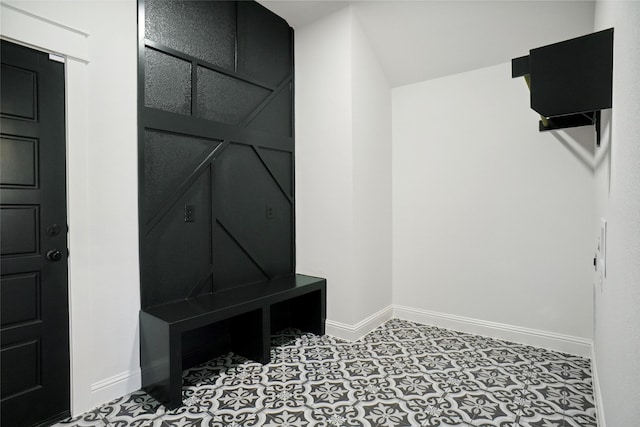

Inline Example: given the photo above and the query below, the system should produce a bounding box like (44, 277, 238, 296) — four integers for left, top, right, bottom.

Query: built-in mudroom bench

(137, 0, 315, 410)
(140, 274, 326, 408)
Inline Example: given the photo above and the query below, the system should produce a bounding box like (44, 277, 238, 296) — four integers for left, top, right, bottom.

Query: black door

(1, 40, 70, 427)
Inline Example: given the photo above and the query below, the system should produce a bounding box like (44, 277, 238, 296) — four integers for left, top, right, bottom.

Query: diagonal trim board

(251, 146, 292, 203)
(325, 304, 592, 358)
(144, 143, 223, 233)
(241, 75, 292, 127)
(216, 218, 273, 279)
(186, 264, 214, 299)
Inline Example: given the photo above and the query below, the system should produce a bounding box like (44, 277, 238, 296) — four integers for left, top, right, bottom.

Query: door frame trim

(1, 2, 93, 416)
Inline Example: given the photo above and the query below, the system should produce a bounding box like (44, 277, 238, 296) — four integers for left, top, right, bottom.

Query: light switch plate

(599, 218, 607, 280)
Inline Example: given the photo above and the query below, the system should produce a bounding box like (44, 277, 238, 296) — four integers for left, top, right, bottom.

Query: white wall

(295, 8, 355, 326)
(351, 12, 393, 328)
(392, 62, 595, 353)
(592, 1, 640, 425)
(5, 0, 631, 418)
(296, 7, 392, 335)
(1, 0, 140, 415)
(76, 2, 140, 409)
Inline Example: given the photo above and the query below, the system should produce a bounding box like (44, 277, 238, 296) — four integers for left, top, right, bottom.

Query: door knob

(46, 249, 63, 262)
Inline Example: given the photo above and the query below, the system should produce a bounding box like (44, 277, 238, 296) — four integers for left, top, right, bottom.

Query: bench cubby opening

(140, 274, 326, 408)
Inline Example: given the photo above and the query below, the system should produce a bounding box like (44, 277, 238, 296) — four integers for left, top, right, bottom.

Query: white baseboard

(87, 369, 141, 411)
(83, 309, 597, 418)
(326, 305, 393, 342)
(393, 305, 592, 358)
(591, 346, 606, 427)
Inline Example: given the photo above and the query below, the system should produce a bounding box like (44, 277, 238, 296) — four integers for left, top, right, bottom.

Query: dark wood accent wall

(138, 0, 295, 309)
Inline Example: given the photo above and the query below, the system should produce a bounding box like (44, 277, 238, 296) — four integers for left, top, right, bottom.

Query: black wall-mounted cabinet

(138, 0, 295, 310)
(512, 28, 613, 139)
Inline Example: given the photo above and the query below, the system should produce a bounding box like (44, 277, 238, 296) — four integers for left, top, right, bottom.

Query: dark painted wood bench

(139, 274, 326, 408)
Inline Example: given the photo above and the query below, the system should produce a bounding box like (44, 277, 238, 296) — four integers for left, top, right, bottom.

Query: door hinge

(49, 53, 65, 63)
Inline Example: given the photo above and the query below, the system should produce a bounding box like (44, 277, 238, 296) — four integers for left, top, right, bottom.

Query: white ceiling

(258, 1, 596, 87)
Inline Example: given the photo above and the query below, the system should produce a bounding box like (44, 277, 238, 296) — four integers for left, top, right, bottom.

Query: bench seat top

(142, 274, 325, 326)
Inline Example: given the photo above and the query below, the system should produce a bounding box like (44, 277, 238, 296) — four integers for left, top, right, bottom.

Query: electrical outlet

(185, 204, 195, 222)
(595, 218, 607, 290)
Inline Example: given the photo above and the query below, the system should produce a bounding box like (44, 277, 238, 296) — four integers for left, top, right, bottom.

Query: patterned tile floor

(52, 319, 597, 426)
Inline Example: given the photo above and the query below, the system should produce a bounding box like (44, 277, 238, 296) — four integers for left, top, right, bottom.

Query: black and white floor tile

(51, 319, 597, 426)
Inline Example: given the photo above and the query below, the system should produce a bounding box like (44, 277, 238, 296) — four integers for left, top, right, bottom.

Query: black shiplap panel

(196, 67, 271, 125)
(213, 144, 292, 279)
(142, 169, 213, 308)
(257, 147, 293, 197)
(144, 48, 191, 115)
(246, 84, 292, 137)
(139, 0, 294, 308)
(145, 0, 236, 70)
(194, 275, 213, 298)
(143, 129, 220, 221)
(212, 221, 268, 292)
(237, 1, 292, 86)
